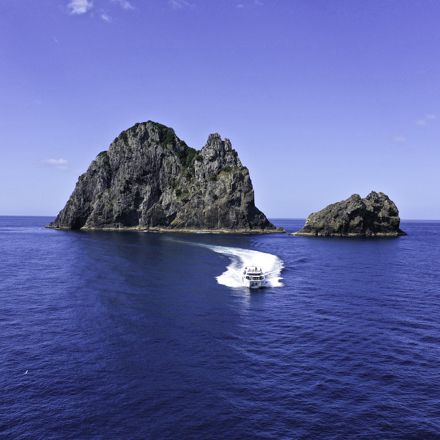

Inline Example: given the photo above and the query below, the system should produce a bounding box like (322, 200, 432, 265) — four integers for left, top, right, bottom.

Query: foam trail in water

(207, 245, 284, 288)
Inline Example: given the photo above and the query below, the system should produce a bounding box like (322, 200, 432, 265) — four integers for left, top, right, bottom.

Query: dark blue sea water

(1, 217, 440, 440)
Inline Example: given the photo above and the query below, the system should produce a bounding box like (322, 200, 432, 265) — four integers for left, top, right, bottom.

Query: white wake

(207, 245, 284, 288)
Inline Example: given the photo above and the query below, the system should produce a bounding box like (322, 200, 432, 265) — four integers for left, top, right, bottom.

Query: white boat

(242, 266, 266, 289)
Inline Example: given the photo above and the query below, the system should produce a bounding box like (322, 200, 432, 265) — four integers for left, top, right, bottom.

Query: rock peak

(205, 133, 232, 153)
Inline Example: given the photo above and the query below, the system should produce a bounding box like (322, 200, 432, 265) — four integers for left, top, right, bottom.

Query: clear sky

(1, 0, 439, 219)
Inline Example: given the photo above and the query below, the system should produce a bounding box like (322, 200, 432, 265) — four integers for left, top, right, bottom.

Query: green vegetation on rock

(177, 144, 197, 168)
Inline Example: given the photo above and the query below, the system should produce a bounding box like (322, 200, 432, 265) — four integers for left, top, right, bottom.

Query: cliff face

(48, 121, 282, 233)
(292, 191, 406, 236)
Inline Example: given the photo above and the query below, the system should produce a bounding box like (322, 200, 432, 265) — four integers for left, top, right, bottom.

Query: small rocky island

(48, 121, 284, 233)
(291, 191, 406, 237)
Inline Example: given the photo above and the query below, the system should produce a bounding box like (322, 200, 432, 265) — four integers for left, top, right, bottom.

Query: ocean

(1, 216, 439, 439)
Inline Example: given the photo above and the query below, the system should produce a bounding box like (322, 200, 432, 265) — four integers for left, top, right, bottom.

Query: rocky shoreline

(47, 225, 286, 234)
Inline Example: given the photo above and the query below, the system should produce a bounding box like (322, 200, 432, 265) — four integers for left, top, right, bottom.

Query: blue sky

(1, 0, 439, 219)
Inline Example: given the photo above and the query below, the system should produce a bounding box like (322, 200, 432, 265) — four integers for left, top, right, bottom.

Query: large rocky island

(291, 192, 406, 237)
(47, 121, 284, 233)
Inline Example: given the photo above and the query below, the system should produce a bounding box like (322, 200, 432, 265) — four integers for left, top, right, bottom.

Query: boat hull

(242, 279, 266, 289)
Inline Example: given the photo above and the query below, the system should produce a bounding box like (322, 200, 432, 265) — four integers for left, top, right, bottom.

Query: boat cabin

(243, 266, 264, 281)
